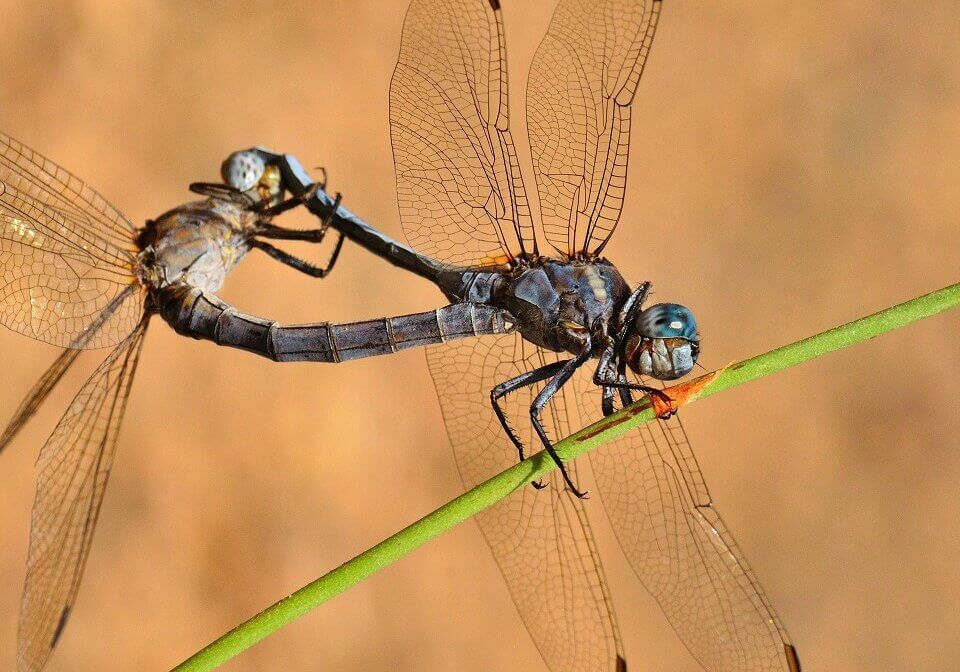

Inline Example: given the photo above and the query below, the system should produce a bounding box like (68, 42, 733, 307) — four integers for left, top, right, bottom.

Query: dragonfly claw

(301, 182, 321, 203)
(312, 165, 329, 190)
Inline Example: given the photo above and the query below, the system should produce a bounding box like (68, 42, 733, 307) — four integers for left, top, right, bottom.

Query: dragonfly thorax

(485, 258, 632, 355)
(135, 199, 252, 294)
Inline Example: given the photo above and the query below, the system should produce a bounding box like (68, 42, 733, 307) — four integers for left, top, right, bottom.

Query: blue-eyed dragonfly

(167, 0, 804, 670)
(3, 0, 802, 670)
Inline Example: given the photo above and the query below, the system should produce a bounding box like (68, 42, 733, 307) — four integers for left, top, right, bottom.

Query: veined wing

(0, 347, 80, 453)
(0, 132, 142, 348)
(577, 375, 801, 671)
(18, 318, 148, 672)
(527, 0, 662, 258)
(0, 285, 139, 454)
(390, 0, 537, 268)
(426, 334, 624, 672)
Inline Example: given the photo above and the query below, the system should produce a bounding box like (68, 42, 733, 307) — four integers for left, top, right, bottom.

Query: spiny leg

(253, 194, 306, 218)
(606, 378, 674, 418)
(255, 221, 324, 242)
(613, 281, 652, 344)
(254, 192, 343, 241)
(530, 348, 593, 498)
(189, 182, 254, 205)
(249, 238, 345, 278)
(601, 385, 616, 417)
(600, 380, 637, 417)
(596, 334, 621, 417)
(593, 343, 674, 419)
(490, 360, 567, 489)
(250, 191, 345, 277)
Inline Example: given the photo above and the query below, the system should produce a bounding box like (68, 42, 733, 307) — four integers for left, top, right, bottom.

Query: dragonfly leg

(250, 193, 346, 278)
(253, 194, 306, 218)
(530, 347, 594, 498)
(255, 222, 325, 242)
(254, 192, 342, 241)
(490, 360, 568, 489)
(600, 381, 635, 417)
(249, 238, 345, 278)
(601, 385, 615, 417)
(615, 375, 635, 408)
(593, 350, 673, 419)
(612, 281, 652, 344)
(188, 182, 256, 205)
(609, 379, 673, 418)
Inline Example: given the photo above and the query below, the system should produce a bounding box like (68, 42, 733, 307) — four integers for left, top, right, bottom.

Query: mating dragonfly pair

(0, 1, 801, 671)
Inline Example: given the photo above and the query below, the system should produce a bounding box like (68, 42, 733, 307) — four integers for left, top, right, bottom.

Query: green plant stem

(171, 281, 960, 672)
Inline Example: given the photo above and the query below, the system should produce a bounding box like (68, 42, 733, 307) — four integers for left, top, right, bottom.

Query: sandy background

(0, 1, 958, 670)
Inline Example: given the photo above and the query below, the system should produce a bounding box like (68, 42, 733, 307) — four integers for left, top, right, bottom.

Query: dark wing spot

(488, 0, 500, 10)
(785, 644, 802, 672)
(50, 606, 72, 648)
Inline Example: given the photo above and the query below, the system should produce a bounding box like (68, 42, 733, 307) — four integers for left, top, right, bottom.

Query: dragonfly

(168, 0, 804, 670)
(3, 1, 802, 670)
(0, 135, 347, 671)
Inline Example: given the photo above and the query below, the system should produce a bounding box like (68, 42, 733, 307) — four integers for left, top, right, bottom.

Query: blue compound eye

(626, 304, 700, 380)
(635, 303, 698, 341)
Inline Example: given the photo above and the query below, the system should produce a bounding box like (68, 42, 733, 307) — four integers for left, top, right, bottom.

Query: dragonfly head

(221, 150, 267, 191)
(623, 303, 699, 380)
(220, 150, 283, 203)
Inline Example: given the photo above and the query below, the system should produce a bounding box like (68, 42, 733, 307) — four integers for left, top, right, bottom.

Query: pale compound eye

(220, 151, 266, 192)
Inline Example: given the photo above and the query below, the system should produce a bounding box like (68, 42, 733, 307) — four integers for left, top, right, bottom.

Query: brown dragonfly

(0, 136, 346, 671)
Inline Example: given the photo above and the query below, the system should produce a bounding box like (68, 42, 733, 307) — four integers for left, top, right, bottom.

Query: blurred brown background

(0, 1, 958, 670)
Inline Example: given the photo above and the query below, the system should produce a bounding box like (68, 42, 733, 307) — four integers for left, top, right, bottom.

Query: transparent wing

(0, 285, 139, 454)
(426, 334, 624, 672)
(390, 0, 537, 267)
(0, 347, 80, 454)
(18, 318, 148, 672)
(0, 132, 143, 348)
(527, 0, 662, 257)
(575, 373, 800, 672)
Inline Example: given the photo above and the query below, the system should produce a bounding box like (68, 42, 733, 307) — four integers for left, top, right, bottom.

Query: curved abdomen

(155, 284, 512, 362)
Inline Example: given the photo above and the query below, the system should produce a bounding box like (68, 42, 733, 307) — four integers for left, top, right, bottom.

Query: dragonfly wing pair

(1, 132, 148, 672)
(429, 336, 797, 671)
(527, 0, 661, 257)
(585, 376, 798, 671)
(393, 1, 798, 670)
(18, 317, 148, 672)
(391, 0, 656, 267)
(0, 132, 143, 348)
(390, 0, 536, 266)
(427, 337, 624, 671)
